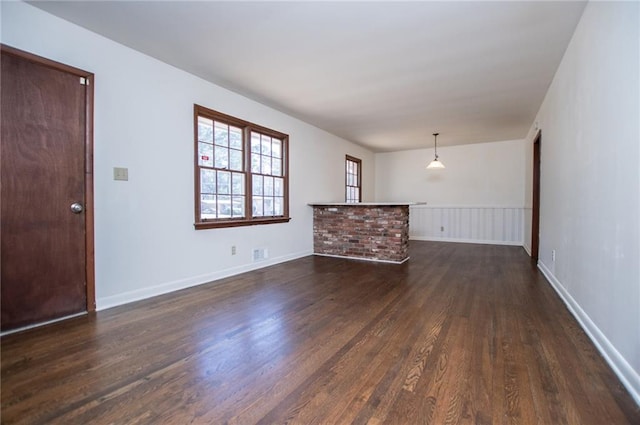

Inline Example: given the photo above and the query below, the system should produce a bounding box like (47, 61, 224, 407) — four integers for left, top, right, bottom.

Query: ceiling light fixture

(427, 132, 445, 169)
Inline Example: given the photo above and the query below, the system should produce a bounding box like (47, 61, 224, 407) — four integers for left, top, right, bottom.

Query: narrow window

(345, 155, 362, 203)
(250, 131, 285, 218)
(195, 105, 290, 229)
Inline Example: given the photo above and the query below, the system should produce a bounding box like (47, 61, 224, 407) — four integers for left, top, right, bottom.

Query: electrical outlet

(231, 245, 236, 255)
(552, 249, 556, 261)
(440, 226, 444, 232)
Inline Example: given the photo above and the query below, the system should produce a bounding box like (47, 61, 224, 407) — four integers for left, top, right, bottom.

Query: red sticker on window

(201, 155, 209, 161)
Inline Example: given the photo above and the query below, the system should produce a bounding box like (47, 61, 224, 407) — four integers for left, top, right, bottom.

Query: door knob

(70, 202, 84, 214)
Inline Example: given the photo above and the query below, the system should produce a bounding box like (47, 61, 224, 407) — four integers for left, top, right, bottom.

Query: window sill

(194, 216, 291, 230)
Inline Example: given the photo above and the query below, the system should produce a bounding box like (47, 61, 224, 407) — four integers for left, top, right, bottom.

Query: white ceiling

(29, 1, 586, 152)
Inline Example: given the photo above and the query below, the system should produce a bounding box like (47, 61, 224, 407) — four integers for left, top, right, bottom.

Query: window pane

(229, 149, 243, 171)
(232, 196, 245, 218)
(214, 122, 228, 147)
(218, 195, 231, 217)
(201, 194, 216, 219)
(272, 139, 282, 158)
(261, 135, 271, 155)
(251, 153, 261, 173)
(274, 197, 283, 215)
(251, 132, 261, 153)
(200, 169, 216, 194)
(198, 142, 213, 167)
(264, 197, 274, 216)
(264, 176, 274, 196)
(272, 158, 281, 176)
(215, 146, 229, 169)
(261, 155, 272, 175)
(198, 117, 213, 143)
(232, 172, 245, 195)
(229, 126, 242, 149)
(253, 196, 263, 216)
(217, 171, 230, 194)
(252, 175, 263, 196)
(274, 178, 283, 196)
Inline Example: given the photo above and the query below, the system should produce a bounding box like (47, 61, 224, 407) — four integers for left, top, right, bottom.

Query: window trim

(345, 155, 362, 203)
(194, 104, 290, 229)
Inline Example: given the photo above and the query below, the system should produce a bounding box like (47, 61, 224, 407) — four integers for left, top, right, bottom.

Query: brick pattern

(312, 205, 410, 263)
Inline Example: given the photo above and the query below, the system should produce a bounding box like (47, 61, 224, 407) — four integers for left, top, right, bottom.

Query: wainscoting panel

(410, 205, 524, 245)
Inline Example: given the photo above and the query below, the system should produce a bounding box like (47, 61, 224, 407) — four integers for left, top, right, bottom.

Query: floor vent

(252, 248, 268, 262)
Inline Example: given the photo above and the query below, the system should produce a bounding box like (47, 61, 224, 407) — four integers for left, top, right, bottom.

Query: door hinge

(79, 77, 90, 86)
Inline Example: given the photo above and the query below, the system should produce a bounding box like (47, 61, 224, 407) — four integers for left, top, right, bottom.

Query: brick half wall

(312, 205, 410, 263)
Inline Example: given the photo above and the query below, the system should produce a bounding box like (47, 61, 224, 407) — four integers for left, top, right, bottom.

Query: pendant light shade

(427, 158, 445, 169)
(427, 132, 445, 169)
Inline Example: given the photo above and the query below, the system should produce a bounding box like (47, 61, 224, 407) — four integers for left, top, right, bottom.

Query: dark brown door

(1, 46, 94, 331)
(531, 131, 541, 261)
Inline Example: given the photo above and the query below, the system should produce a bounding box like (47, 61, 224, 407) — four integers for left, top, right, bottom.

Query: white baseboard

(522, 242, 532, 256)
(538, 261, 640, 407)
(96, 250, 312, 311)
(410, 236, 523, 247)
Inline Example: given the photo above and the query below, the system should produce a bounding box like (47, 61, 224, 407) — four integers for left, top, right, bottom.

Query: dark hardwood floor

(2, 241, 639, 424)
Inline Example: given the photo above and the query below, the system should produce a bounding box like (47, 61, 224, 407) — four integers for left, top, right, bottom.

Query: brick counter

(310, 203, 411, 263)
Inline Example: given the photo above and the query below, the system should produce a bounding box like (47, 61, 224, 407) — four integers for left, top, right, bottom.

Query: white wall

(376, 139, 526, 245)
(375, 139, 526, 206)
(524, 2, 639, 404)
(1, 2, 375, 309)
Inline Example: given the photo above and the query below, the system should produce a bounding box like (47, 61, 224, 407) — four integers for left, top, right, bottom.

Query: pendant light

(427, 132, 445, 169)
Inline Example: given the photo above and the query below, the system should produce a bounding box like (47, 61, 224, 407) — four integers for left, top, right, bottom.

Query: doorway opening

(531, 130, 541, 261)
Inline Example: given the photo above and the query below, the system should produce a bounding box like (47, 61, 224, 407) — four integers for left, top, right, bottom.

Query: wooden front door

(1, 46, 95, 331)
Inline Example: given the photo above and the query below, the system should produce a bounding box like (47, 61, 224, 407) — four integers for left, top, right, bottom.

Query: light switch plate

(113, 167, 128, 181)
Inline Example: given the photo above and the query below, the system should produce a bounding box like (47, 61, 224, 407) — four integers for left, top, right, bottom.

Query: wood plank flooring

(2, 241, 639, 424)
